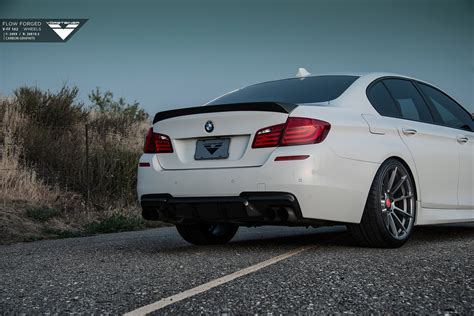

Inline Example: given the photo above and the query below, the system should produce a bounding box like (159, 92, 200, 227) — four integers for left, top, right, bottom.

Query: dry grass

(0, 100, 60, 203)
(0, 101, 82, 243)
(0, 151, 62, 203)
(0, 88, 162, 244)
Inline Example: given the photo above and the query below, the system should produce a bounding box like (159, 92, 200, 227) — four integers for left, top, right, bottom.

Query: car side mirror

(472, 113, 474, 121)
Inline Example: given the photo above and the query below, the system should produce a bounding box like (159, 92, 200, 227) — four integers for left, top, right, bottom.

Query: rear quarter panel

(290, 104, 421, 220)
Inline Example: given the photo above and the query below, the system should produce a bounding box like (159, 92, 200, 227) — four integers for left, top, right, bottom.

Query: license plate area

(194, 138, 230, 160)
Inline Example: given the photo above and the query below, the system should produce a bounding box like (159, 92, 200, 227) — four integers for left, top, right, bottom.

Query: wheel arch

(349, 155, 420, 247)
(379, 156, 420, 224)
(382, 156, 418, 200)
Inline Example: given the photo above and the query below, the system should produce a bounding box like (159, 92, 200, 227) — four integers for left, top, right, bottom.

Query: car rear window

(207, 75, 359, 105)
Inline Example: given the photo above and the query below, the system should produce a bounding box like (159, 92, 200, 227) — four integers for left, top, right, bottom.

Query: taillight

(144, 128, 173, 153)
(281, 118, 330, 146)
(252, 117, 330, 148)
(252, 123, 285, 148)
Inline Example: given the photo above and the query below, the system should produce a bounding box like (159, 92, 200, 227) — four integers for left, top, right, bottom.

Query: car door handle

(402, 128, 417, 135)
(457, 135, 469, 144)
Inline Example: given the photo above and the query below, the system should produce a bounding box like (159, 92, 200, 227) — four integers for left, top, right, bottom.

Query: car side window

(367, 82, 401, 118)
(417, 83, 473, 132)
(383, 79, 434, 123)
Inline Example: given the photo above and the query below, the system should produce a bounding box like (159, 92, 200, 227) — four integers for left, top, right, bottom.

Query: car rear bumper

(137, 145, 380, 224)
(140, 192, 318, 225)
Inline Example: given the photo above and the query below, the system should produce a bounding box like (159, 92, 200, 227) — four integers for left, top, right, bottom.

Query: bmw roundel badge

(205, 120, 214, 133)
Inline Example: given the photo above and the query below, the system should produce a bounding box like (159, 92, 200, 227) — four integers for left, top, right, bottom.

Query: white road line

(124, 245, 314, 316)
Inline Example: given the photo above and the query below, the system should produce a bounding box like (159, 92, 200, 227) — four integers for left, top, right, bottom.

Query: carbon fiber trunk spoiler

(153, 102, 298, 124)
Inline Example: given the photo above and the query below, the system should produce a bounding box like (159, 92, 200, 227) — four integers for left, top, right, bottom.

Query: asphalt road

(0, 224, 473, 314)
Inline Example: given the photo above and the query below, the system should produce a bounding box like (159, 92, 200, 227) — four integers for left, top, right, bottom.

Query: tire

(176, 223, 239, 245)
(349, 159, 416, 248)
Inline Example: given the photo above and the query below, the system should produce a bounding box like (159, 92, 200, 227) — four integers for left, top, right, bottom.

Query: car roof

(205, 72, 450, 109)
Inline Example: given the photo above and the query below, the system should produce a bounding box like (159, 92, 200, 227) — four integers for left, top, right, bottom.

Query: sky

(0, 0, 473, 113)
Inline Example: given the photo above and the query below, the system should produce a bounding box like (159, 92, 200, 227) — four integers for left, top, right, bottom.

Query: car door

(457, 134, 474, 208)
(416, 82, 474, 209)
(382, 78, 459, 209)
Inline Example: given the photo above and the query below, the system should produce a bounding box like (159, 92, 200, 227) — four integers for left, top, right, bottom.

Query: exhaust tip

(264, 208, 276, 220)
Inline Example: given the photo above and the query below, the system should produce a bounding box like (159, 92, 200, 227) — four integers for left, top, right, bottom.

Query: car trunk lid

(152, 102, 297, 170)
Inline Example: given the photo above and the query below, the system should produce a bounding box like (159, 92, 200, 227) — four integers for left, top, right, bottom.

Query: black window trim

(381, 80, 403, 118)
(366, 76, 436, 124)
(411, 80, 473, 132)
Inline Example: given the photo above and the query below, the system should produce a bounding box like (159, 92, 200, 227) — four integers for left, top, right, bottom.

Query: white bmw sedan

(137, 72, 473, 248)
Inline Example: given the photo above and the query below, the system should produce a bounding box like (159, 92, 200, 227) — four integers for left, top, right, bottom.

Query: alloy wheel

(380, 165, 415, 240)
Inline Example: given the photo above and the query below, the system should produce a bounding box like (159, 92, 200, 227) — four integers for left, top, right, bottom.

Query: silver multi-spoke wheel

(380, 165, 415, 240)
(349, 159, 416, 248)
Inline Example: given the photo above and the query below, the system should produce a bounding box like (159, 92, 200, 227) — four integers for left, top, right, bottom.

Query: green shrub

(23, 235, 44, 242)
(42, 228, 82, 238)
(5, 85, 149, 209)
(88, 87, 148, 138)
(14, 85, 87, 128)
(84, 214, 145, 234)
(26, 207, 60, 221)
